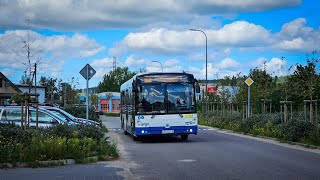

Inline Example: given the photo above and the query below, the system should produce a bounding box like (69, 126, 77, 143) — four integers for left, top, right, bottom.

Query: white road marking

(177, 159, 196, 163)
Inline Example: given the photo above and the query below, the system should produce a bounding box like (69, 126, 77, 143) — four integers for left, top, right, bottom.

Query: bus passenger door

(121, 91, 125, 130)
(125, 90, 129, 132)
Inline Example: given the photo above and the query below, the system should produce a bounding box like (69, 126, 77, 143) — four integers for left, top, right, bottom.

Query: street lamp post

(189, 29, 208, 112)
(152, 60, 163, 72)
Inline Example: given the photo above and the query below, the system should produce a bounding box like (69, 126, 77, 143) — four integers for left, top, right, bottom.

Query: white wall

(18, 87, 46, 104)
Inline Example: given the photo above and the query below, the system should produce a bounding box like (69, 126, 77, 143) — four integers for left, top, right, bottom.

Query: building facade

(0, 72, 22, 105)
(15, 84, 46, 104)
(97, 92, 121, 113)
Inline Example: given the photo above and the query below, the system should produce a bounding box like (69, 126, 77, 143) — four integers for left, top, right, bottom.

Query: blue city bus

(120, 72, 200, 141)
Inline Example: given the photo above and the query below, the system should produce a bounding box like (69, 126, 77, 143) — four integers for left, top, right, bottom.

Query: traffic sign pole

(86, 65, 89, 121)
(245, 77, 254, 118)
(248, 86, 250, 118)
(80, 64, 96, 121)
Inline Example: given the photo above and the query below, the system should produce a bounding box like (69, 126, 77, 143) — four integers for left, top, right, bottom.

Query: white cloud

(209, 21, 272, 47)
(0, 0, 300, 30)
(263, 58, 287, 76)
(218, 58, 241, 70)
(113, 21, 272, 56)
(90, 57, 114, 78)
(274, 18, 320, 52)
(125, 55, 149, 67)
(247, 57, 287, 76)
(163, 59, 180, 67)
(110, 18, 319, 58)
(0, 30, 104, 79)
(123, 55, 184, 73)
(279, 18, 312, 38)
(278, 38, 305, 51)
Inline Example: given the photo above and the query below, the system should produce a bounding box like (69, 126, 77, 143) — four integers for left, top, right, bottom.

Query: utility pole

(34, 63, 37, 95)
(26, 30, 31, 93)
(51, 78, 54, 103)
(112, 57, 117, 71)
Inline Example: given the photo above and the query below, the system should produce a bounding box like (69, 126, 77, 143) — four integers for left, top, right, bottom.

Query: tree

(18, 19, 44, 92)
(38, 76, 59, 103)
(11, 93, 24, 104)
(236, 68, 274, 114)
(90, 94, 99, 109)
(287, 51, 320, 110)
(98, 67, 136, 92)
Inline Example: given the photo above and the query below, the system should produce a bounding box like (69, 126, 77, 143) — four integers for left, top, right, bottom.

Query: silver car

(0, 106, 74, 128)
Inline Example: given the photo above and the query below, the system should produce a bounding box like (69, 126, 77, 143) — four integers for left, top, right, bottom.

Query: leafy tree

(38, 76, 59, 103)
(90, 94, 99, 109)
(98, 67, 136, 92)
(11, 93, 24, 104)
(236, 68, 274, 113)
(287, 52, 320, 110)
(65, 77, 79, 105)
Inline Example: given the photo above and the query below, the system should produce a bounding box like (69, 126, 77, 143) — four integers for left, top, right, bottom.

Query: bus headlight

(142, 130, 145, 134)
(190, 129, 193, 133)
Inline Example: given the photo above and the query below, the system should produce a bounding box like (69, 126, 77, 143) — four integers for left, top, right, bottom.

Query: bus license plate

(162, 130, 174, 134)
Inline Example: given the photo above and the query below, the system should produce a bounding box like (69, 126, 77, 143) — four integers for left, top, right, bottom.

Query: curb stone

(0, 159, 76, 169)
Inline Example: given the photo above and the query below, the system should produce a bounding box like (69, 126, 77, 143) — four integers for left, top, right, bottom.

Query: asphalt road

(1, 116, 320, 180)
(104, 116, 320, 180)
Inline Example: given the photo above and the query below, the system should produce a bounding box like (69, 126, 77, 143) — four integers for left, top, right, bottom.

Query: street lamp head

(189, 29, 198, 31)
(151, 61, 163, 72)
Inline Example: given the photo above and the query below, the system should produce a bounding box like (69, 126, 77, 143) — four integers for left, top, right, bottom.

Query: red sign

(207, 86, 217, 94)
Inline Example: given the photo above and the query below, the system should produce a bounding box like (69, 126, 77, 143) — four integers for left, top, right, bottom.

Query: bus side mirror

(196, 84, 200, 93)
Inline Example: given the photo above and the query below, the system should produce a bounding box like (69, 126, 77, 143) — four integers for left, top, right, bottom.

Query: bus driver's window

(137, 86, 145, 113)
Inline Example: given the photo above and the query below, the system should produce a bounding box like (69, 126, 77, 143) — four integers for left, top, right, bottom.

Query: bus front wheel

(181, 135, 188, 141)
(133, 136, 140, 141)
(124, 130, 130, 135)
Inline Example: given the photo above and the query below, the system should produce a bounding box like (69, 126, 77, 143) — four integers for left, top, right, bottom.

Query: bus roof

(120, 72, 195, 92)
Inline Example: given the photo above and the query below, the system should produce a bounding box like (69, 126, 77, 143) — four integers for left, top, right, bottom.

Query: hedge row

(0, 123, 118, 165)
(199, 112, 320, 146)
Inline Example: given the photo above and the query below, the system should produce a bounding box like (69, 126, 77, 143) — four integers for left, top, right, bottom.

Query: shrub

(66, 138, 81, 159)
(104, 113, 120, 117)
(96, 139, 119, 159)
(278, 120, 315, 142)
(63, 105, 99, 122)
(0, 123, 32, 144)
(198, 111, 320, 146)
(77, 124, 105, 141)
(44, 124, 76, 139)
(0, 122, 118, 166)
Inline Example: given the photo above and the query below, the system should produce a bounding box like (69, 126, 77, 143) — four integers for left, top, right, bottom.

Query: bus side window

(121, 91, 125, 112)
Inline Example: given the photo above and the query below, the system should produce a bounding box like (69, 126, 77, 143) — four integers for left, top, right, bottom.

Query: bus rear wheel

(181, 135, 188, 141)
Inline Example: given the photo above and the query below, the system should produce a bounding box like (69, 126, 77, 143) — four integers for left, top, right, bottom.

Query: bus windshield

(167, 83, 195, 113)
(136, 84, 166, 114)
(136, 83, 196, 114)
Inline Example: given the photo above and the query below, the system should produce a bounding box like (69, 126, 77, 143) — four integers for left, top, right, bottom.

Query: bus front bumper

(135, 126, 197, 136)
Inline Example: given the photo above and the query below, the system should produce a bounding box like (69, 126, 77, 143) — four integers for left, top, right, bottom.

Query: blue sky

(0, 0, 319, 89)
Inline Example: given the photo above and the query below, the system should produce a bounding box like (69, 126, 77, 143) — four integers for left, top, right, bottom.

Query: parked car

(0, 106, 74, 128)
(40, 106, 100, 127)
